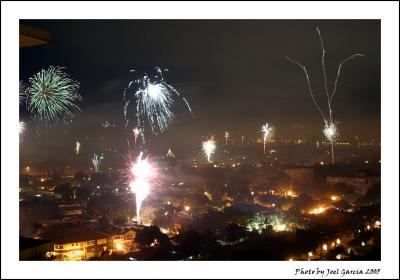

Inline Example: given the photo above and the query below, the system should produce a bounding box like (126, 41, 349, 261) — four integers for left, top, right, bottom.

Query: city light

(247, 214, 267, 234)
(203, 192, 213, 200)
(115, 242, 123, 251)
(310, 207, 325, 215)
(184, 206, 191, 211)
(273, 223, 286, 232)
(322, 244, 328, 251)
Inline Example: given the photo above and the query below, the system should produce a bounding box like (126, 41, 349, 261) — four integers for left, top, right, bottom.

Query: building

(109, 230, 137, 253)
(284, 167, 314, 185)
(326, 176, 380, 193)
(58, 203, 85, 224)
(39, 226, 138, 261)
(40, 227, 109, 261)
(58, 204, 84, 216)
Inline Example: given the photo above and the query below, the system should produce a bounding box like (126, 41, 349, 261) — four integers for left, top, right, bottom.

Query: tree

(73, 171, 87, 183)
(53, 183, 73, 199)
(224, 223, 247, 243)
(135, 226, 168, 249)
(174, 230, 203, 258)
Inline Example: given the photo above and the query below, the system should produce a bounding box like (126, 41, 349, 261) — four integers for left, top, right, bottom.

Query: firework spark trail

(19, 81, 27, 105)
(132, 127, 141, 148)
(75, 141, 81, 155)
(262, 123, 273, 155)
(123, 67, 194, 142)
(286, 27, 364, 164)
(92, 153, 104, 173)
(27, 66, 81, 126)
(202, 136, 216, 162)
(129, 151, 153, 223)
(19, 121, 25, 134)
(225, 131, 230, 147)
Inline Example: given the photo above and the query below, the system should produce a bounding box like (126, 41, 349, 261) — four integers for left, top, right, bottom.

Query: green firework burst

(27, 66, 81, 125)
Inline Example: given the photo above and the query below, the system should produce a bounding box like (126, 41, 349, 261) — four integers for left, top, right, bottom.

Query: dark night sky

(19, 20, 380, 164)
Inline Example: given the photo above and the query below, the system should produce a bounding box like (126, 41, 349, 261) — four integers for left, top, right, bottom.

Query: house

(39, 226, 140, 260)
(40, 227, 109, 261)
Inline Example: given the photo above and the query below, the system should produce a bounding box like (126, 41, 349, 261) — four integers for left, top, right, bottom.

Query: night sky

(19, 20, 380, 165)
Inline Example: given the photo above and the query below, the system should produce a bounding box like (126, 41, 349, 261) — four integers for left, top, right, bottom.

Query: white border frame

(2, 1, 399, 279)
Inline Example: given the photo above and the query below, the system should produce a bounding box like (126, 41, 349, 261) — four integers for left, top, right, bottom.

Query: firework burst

(123, 67, 194, 141)
(262, 123, 273, 154)
(92, 153, 104, 173)
(323, 120, 338, 142)
(202, 136, 216, 162)
(75, 141, 81, 155)
(225, 131, 230, 146)
(27, 66, 81, 125)
(129, 152, 154, 223)
(287, 27, 364, 164)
